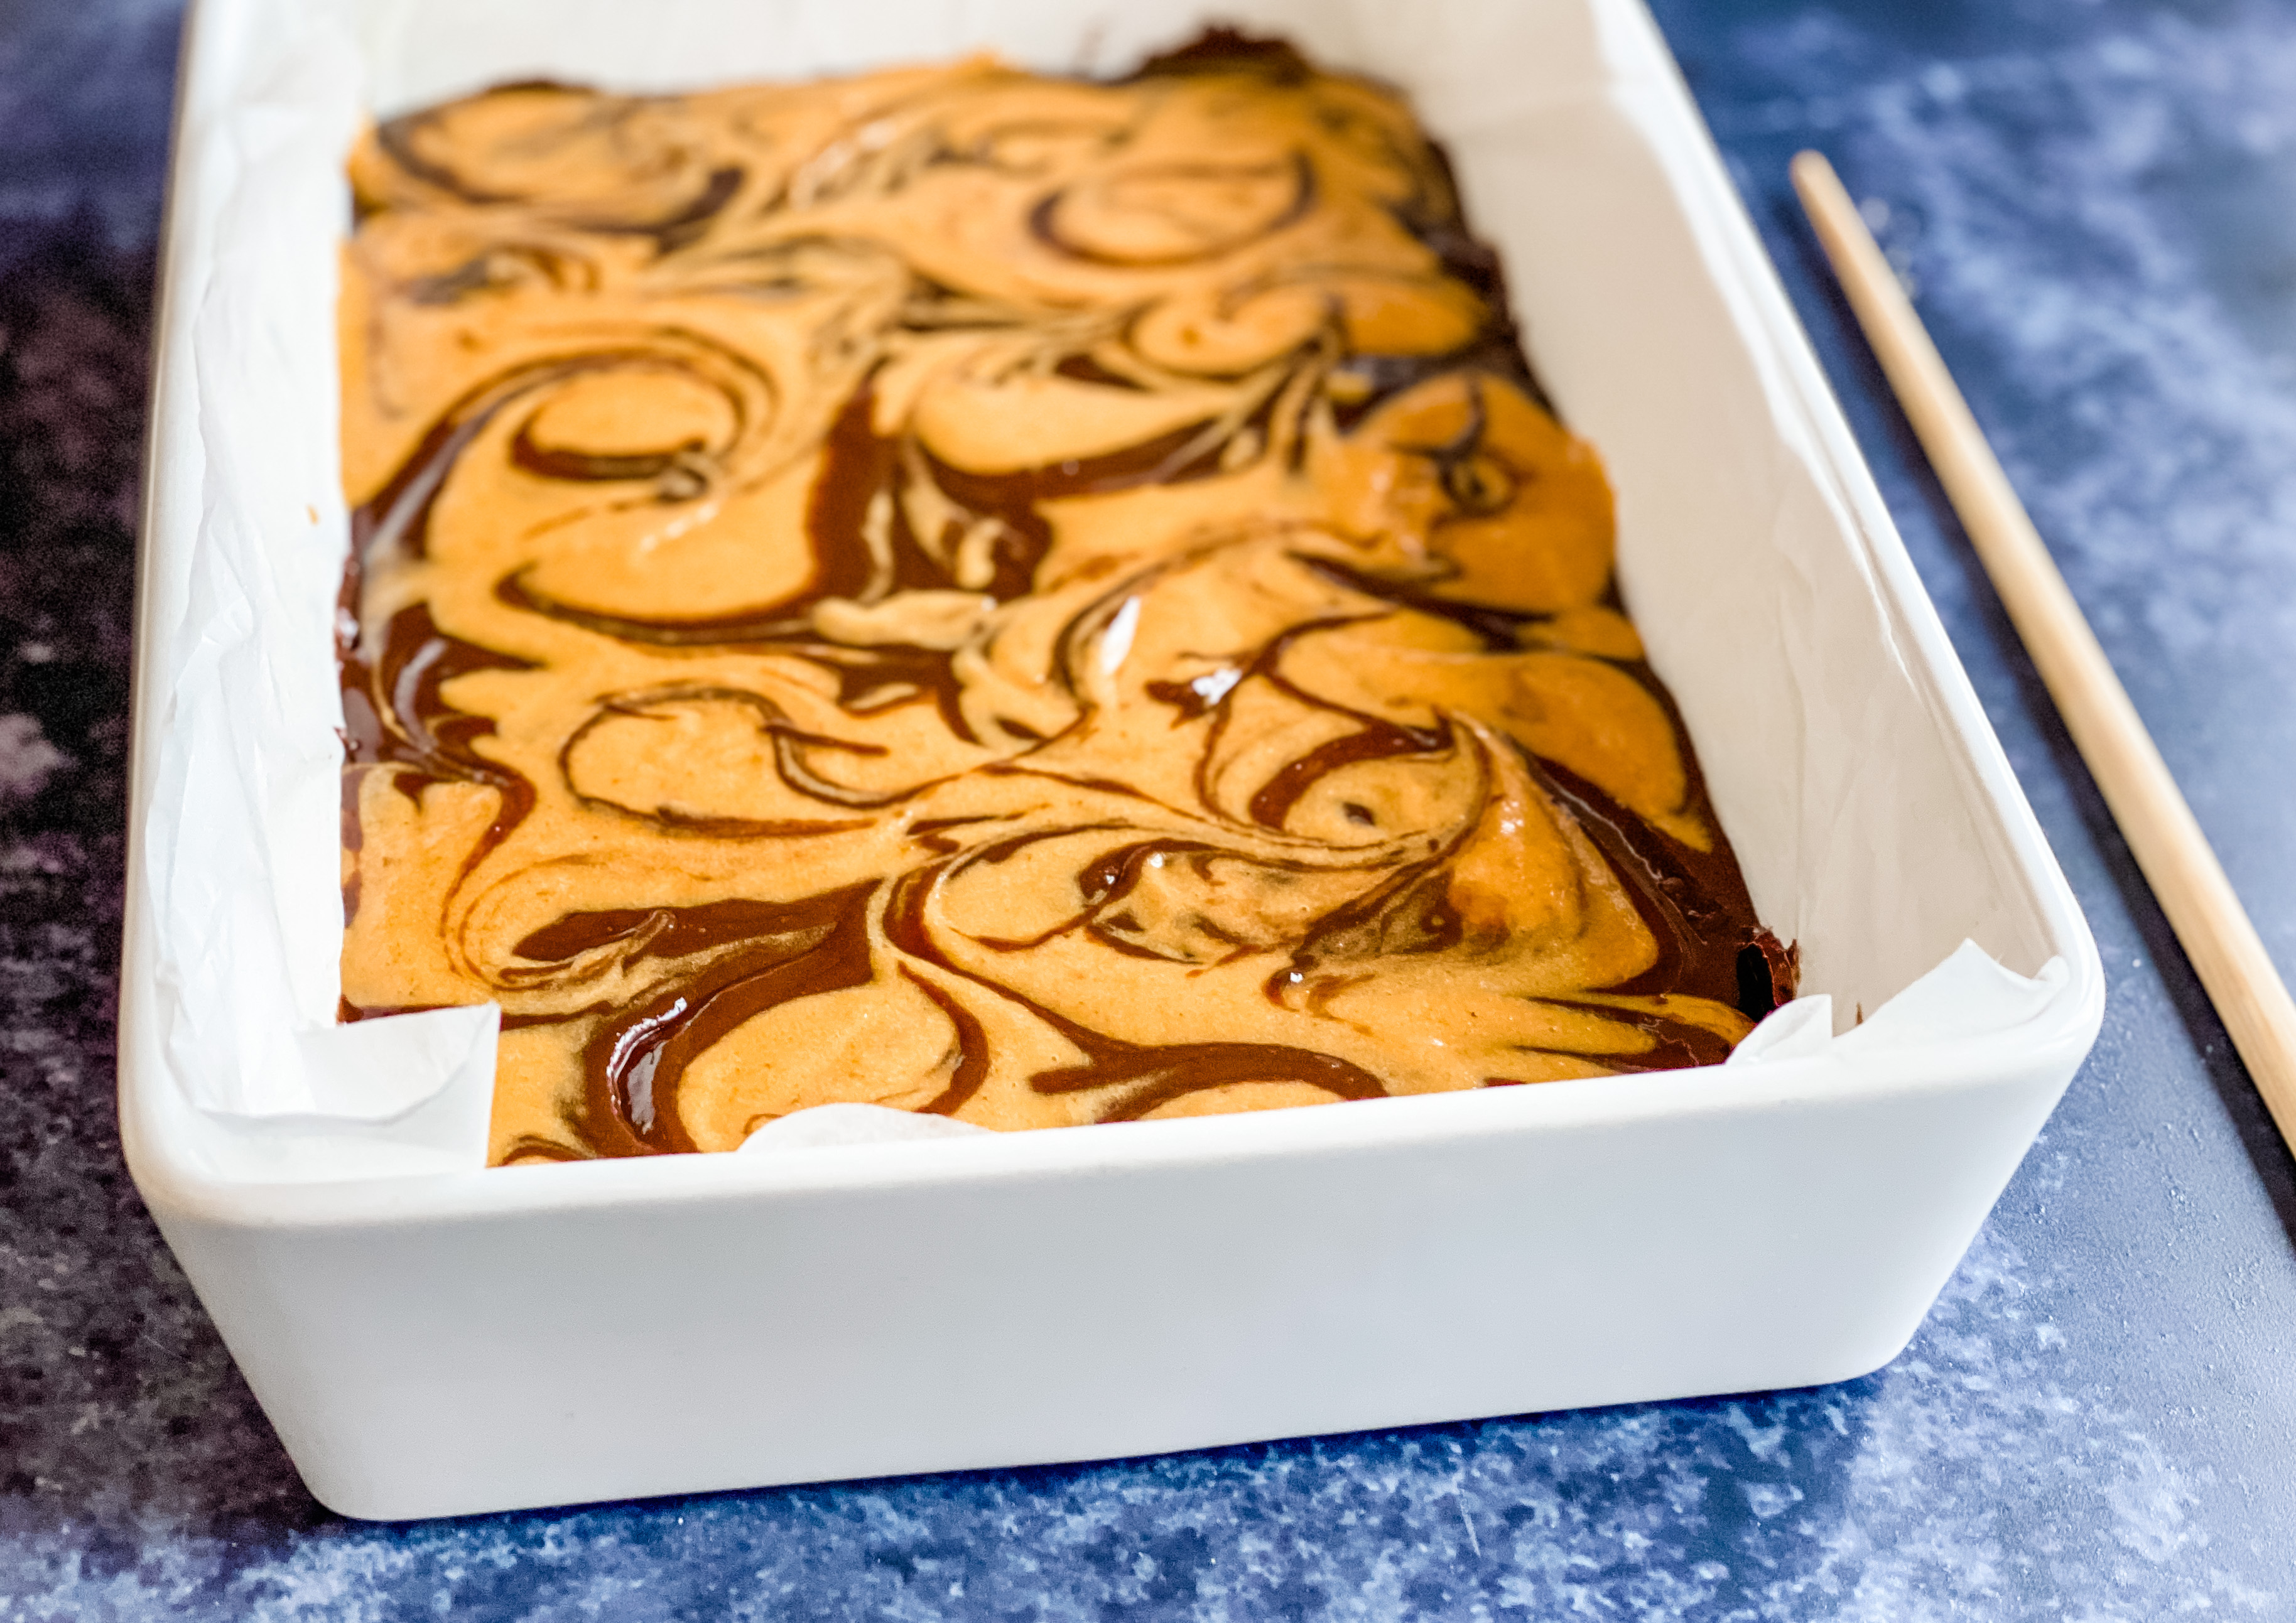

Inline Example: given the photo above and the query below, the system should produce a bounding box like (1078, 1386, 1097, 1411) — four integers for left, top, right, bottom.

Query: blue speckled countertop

(6, 1, 2296, 1615)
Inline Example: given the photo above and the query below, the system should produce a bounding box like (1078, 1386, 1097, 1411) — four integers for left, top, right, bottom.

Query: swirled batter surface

(337, 33, 1794, 1163)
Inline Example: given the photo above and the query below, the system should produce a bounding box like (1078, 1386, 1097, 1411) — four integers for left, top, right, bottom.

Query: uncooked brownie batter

(337, 33, 1794, 1163)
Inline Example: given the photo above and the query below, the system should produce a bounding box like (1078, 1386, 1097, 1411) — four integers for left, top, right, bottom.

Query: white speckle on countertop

(0, 712, 68, 801)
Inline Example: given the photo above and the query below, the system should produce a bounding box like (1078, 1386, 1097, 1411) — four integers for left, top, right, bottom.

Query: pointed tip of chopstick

(1789, 150, 1860, 247)
(1790, 152, 1900, 317)
(1788, 148, 1837, 190)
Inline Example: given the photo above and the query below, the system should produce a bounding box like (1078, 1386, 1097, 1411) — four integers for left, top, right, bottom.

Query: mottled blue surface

(6, 1, 2296, 1616)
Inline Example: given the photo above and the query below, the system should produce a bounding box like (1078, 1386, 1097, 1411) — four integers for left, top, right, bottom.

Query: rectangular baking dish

(121, 0, 2104, 1519)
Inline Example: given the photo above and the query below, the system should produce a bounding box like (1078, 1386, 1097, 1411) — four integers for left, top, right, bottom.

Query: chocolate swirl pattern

(336, 35, 1795, 1163)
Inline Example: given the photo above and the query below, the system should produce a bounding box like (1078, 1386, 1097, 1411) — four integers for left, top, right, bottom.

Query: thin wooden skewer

(1791, 149, 2296, 1158)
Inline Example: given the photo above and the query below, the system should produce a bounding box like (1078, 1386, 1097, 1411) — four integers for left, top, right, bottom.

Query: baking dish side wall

(144, 1053, 2077, 1521)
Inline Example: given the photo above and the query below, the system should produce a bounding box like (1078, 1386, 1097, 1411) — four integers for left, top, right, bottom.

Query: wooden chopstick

(1791, 149, 2296, 1159)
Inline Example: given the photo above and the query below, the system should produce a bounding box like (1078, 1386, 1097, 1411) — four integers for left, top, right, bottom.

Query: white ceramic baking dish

(121, 0, 2104, 1519)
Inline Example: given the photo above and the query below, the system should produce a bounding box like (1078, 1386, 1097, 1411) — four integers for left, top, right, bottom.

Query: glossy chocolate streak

(338, 601, 537, 873)
(338, 33, 1794, 1162)
(872, 856, 1393, 1118)
(580, 883, 877, 1155)
(1247, 718, 1447, 831)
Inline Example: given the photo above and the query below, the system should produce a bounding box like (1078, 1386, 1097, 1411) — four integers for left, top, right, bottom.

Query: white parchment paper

(144, 0, 2071, 1182)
